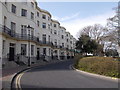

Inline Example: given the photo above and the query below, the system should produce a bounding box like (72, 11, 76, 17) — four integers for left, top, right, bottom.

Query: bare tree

(107, 1, 120, 46)
(80, 24, 108, 45)
(78, 1, 120, 56)
(79, 23, 118, 52)
(106, 1, 120, 56)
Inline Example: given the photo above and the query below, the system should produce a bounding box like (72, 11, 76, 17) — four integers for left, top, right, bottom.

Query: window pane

(54, 30, 57, 34)
(31, 12, 34, 20)
(54, 24, 56, 27)
(11, 4, 16, 14)
(21, 25, 27, 36)
(37, 12, 39, 17)
(37, 21, 39, 27)
(21, 44, 27, 55)
(42, 14, 46, 19)
(21, 9, 27, 17)
(42, 23, 46, 29)
(42, 34, 46, 44)
(31, 29, 34, 36)
(31, 45, 34, 55)
(43, 48, 46, 55)
(11, 22, 16, 32)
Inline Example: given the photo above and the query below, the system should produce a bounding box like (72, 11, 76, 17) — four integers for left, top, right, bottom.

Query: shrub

(74, 54, 83, 69)
(75, 56, 120, 78)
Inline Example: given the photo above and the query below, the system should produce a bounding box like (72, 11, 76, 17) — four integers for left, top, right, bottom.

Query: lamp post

(27, 25, 31, 67)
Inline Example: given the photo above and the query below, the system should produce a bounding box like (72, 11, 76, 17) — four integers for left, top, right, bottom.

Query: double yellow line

(15, 72, 24, 90)
(15, 69, 31, 90)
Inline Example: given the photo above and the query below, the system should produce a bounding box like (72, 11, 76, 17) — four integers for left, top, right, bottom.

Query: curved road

(15, 60, 118, 89)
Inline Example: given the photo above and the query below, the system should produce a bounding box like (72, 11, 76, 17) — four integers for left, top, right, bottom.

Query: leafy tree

(76, 35, 101, 55)
(80, 24, 108, 44)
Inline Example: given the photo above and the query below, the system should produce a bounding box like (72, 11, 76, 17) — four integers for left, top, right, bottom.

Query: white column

(0, 35, 2, 90)
(0, 35, 2, 68)
(57, 49, 60, 60)
(0, 3, 2, 25)
(16, 42, 21, 55)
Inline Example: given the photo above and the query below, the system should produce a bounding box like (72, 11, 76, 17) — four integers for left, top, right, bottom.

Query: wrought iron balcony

(0, 25, 75, 51)
(0, 25, 52, 46)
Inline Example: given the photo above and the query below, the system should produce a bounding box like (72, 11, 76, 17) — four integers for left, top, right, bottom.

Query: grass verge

(74, 56, 120, 78)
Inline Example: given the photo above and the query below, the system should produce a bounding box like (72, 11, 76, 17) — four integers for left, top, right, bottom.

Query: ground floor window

(43, 48, 46, 55)
(31, 45, 34, 56)
(2, 40, 5, 54)
(21, 44, 27, 55)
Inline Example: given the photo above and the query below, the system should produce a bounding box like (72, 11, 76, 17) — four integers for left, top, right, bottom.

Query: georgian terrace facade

(0, 0, 76, 65)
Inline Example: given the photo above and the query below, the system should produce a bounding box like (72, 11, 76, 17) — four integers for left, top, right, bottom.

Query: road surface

(14, 60, 118, 89)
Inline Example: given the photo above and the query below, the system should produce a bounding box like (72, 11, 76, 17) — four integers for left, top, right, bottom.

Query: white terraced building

(0, 0, 77, 66)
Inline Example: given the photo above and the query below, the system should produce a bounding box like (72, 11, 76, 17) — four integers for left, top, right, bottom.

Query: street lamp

(27, 25, 32, 67)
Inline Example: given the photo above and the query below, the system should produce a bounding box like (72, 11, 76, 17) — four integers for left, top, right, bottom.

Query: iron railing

(0, 25, 53, 46)
(0, 25, 75, 51)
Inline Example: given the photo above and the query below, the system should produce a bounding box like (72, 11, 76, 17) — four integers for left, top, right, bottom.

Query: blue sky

(37, 2, 118, 38)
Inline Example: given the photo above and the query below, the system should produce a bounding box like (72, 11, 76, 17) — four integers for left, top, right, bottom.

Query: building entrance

(9, 43, 15, 61)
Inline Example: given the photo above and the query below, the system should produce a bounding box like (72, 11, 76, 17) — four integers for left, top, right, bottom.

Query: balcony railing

(0, 25, 52, 46)
(0, 25, 75, 51)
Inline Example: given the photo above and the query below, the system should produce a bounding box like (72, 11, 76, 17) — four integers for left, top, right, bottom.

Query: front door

(9, 43, 15, 61)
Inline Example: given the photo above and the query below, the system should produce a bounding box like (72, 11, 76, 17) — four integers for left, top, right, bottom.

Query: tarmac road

(13, 59, 119, 89)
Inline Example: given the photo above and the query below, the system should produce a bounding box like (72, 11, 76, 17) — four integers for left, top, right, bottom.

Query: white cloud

(53, 11, 115, 39)
(52, 12, 80, 22)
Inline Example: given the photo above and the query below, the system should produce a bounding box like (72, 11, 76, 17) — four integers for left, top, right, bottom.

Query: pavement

(13, 59, 119, 89)
(2, 59, 64, 90)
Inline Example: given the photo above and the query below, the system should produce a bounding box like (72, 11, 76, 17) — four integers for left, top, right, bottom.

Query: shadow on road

(27, 60, 74, 72)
